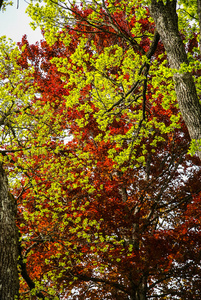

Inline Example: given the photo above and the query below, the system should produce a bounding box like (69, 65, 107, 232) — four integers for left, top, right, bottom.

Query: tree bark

(150, 0, 201, 159)
(0, 162, 19, 300)
(134, 280, 147, 300)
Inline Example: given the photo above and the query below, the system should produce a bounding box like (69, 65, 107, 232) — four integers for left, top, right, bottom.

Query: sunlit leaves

(2, 0, 201, 299)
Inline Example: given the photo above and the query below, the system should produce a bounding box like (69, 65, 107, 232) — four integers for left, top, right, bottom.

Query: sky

(0, 0, 43, 44)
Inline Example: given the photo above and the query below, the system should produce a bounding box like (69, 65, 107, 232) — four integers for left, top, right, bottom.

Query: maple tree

(1, 0, 201, 300)
(12, 2, 201, 299)
(26, 0, 201, 158)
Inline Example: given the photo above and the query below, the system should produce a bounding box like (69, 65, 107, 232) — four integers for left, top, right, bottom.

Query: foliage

(1, 0, 201, 299)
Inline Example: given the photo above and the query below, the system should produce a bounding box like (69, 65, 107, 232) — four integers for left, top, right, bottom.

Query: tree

(0, 36, 62, 299)
(13, 4, 201, 299)
(149, 0, 201, 159)
(1, 0, 201, 299)
(0, 162, 19, 300)
(0, 37, 33, 299)
(26, 0, 201, 158)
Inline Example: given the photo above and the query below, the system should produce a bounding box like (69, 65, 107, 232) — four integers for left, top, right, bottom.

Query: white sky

(0, 0, 43, 44)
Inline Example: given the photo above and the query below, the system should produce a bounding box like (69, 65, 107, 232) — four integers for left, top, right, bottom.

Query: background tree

(0, 36, 63, 299)
(0, 37, 34, 299)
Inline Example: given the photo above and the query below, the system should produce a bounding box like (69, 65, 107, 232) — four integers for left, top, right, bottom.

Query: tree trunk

(129, 278, 147, 300)
(0, 162, 19, 299)
(134, 282, 147, 300)
(150, 0, 201, 159)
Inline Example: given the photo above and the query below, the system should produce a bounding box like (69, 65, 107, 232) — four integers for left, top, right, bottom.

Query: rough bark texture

(0, 162, 19, 299)
(150, 0, 201, 159)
